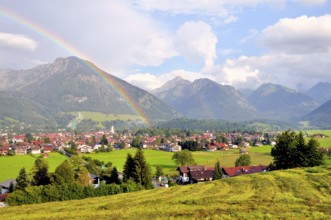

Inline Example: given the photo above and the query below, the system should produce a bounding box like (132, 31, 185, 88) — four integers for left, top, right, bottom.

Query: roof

(189, 170, 214, 180)
(222, 165, 268, 177)
(0, 179, 16, 188)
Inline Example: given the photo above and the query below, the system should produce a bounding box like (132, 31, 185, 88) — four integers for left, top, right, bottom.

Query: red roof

(223, 165, 268, 177)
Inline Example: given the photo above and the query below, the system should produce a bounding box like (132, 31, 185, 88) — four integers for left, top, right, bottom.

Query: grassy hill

(1, 166, 330, 219)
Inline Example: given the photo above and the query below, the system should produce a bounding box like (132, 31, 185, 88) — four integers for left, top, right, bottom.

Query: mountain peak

(152, 76, 191, 94)
(249, 83, 319, 120)
(305, 82, 331, 104)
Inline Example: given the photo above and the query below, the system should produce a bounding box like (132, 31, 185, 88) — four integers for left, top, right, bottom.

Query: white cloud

(223, 15, 239, 24)
(292, 0, 327, 6)
(262, 15, 331, 54)
(0, 32, 38, 50)
(174, 21, 217, 67)
(131, 0, 285, 16)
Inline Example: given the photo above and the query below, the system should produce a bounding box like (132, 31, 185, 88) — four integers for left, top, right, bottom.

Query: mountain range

(0, 56, 330, 129)
(152, 77, 257, 121)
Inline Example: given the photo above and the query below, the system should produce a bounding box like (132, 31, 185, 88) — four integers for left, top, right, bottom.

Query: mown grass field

(305, 130, 331, 147)
(83, 149, 273, 176)
(0, 153, 67, 182)
(1, 165, 330, 219)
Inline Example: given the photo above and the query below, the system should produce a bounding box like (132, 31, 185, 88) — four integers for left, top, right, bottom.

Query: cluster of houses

(177, 165, 268, 183)
(0, 129, 279, 156)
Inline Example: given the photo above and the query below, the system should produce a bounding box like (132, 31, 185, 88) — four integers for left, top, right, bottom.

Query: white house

(78, 145, 93, 153)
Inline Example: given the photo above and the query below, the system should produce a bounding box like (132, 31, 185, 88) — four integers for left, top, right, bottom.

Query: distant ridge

(303, 99, 331, 128)
(248, 83, 319, 120)
(305, 82, 331, 104)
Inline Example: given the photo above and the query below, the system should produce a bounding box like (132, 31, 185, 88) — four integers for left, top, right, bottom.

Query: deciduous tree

(235, 154, 251, 167)
(172, 149, 195, 166)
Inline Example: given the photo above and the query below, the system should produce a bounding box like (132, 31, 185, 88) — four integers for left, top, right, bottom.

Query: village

(0, 126, 278, 156)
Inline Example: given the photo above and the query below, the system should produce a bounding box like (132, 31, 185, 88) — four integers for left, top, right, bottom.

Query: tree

(271, 130, 324, 169)
(305, 138, 324, 167)
(53, 160, 75, 185)
(132, 148, 153, 189)
(213, 161, 223, 180)
(123, 153, 135, 182)
(155, 165, 164, 177)
(235, 154, 251, 167)
(16, 167, 30, 190)
(172, 150, 195, 166)
(31, 158, 50, 186)
(271, 130, 297, 169)
(25, 133, 33, 143)
(76, 165, 91, 187)
(131, 138, 141, 148)
(109, 167, 121, 184)
(100, 134, 108, 145)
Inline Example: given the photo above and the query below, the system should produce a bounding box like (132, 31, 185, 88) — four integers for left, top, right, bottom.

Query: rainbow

(0, 6, 151, 127)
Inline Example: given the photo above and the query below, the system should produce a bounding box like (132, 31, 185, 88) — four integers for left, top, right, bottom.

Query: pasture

(0, 153, 66, 182)
(83, 149, 273, 175)
(1, 165, 330, 219)
(305, 130, 331, 147)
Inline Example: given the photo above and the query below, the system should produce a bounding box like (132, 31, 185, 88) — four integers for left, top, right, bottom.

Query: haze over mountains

(0, 56, 330, 129)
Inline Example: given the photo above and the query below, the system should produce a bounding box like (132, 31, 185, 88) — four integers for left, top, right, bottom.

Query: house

(165, 143, 181, 152)
(78, 145, 93, 153)
(222, 165, 268, 178)
(31, 146, 41, 154)
(214, 142, 229, 151)
(0, 179, 16, 194)
(0, 146, 9, 156)
(90, 174, 101, 188)
(177, 166, 214, 183)
(13, 146, 27, 155)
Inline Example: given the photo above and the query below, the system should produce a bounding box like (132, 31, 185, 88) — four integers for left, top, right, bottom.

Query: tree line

(7, 148, 153, 206)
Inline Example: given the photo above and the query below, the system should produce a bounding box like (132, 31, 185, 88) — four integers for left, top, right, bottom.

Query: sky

(0, 0, 330, 92)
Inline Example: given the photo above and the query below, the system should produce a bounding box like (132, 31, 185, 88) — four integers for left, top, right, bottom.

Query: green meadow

(0, 153, 66, 182)
(305, 130, 331, 147)
(1, 165, 330, 219)
(83, 149, 273, 176)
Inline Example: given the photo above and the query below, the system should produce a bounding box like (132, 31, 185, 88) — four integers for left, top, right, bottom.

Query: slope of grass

(69, 111, 143, 122)
(0, 153, 67, 182)
(1, 166, 330, 219)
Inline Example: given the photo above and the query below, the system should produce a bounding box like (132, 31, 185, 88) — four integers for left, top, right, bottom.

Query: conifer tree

(133, 148, 153, 189)
(109, 167, 121, 184)
(123, 153, 135, 182)
(213, 161, 223, 180)
(31, 158, 50, 186)
(16, 167, 30, 190)
(271, 130, 324, 169)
